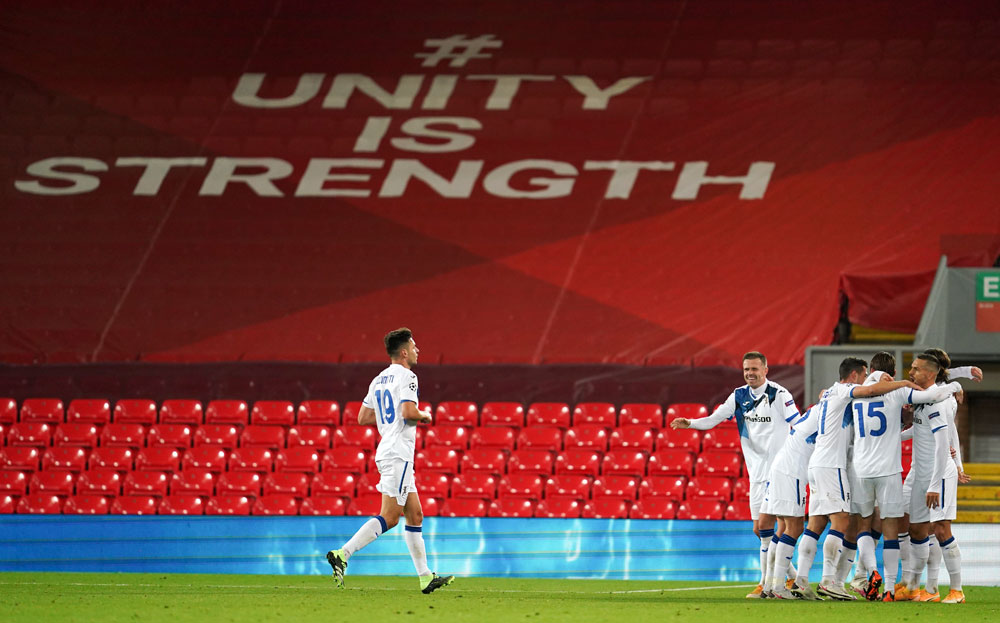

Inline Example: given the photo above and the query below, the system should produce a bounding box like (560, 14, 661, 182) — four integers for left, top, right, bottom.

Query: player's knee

(381, 513, 400, 530)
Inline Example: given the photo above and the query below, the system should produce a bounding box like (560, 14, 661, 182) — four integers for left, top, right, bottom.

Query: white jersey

(770, 405, 819, 479)
(362, 363, 419, 462)
(809, 382, 857, 469)
(910, 395, 959, 484)
(689, 380, 799, 482)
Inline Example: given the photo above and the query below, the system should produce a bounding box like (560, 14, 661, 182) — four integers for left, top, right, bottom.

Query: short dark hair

(742, 351, 767, 366)
(384, 327, 413, 357)
(839, 357, 867, 381)
(869, 351, 896, 376)
(922, 348, 951, 383)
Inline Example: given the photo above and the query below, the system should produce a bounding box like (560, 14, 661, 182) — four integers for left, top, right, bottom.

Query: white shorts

(847, 462, 864, 515)
(902, 469, 913, 513)
(375, 458, 417, 507)
(749, 480, 768, 520)
(765, 470, 807, 518)
(807, 466, 851, 516)
(928, 476, 958, 523)
(854, 473, 904, 518)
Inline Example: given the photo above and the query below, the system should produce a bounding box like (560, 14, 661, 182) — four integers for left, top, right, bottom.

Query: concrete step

(958, 499, 1000, 509)
(964, 462, 1000, 477)
(956, 486, 1000, 500)
(956, 510, 1000, 523)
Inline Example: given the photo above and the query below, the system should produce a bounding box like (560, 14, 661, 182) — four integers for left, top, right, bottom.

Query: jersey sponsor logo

(742, 413, 772, 424)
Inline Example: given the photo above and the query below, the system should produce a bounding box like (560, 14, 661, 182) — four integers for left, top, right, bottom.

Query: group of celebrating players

(672, 349, 980, 603)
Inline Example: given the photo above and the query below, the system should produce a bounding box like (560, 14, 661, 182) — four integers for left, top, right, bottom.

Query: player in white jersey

(849, 352, 964, 601)
(327, 328, 454, 594)
(671, 351, 800, 598)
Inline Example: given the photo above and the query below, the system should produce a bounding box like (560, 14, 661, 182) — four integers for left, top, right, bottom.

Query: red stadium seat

(217, 472, 263, 498)
(686, 476, 733, 502)
(204, 400, 249, 426)
(239, 425, 285, 450)
(609, 426, 654, 453)
(8, 422, 53, 447)
(136, 447, 182, 472)
(0, 470, 28, 496)
(30, 470, 75, 496)
(113, 399, 158, 425)
(287, 425, 332, 449)
(676, 498, 725, 520)
(508, 449, 554, 476)
(544, 475, 592, 500)
(41, 447, 88, 472)
(451, 472, 497, 499)
(66, 399, 111, 426)
(497, 473, 544, 499)
(553, 449, 602, 477)
(665, 403, 709, 425)
(516, 426, 563, 452)
(563, 425, 609, 452)
(901, 438, 913, 454)
(194, 424, 240, 448)
(0, 398, 16, 424)
(228, 447, 275, 473)
(17, 492, 63, 514)
(253, 494, 299, 515)
(526, 403, 571, 428)
(535, 496, 582, 518)
(64, 494, 110, 515)
(638, 475, 687, 501)
(726, 500, 752, 520)
(481, 402, 525, 428)
(601, 449, 647, 477)
(347, 492, 383, 516)
(630, 498, 677, 519)
(88, 446, 134, 471)
(583, 497, 629, 518)
(901, 451, 912, 477)
(263, 472, 309, 498)
(332, 427, 378, 452)
(1, 446, 41, 472)
(592, 475, 639, 499)
(441, 497, 487, 517)
(355, 472, 380, 496)
(655, 428, 701, 453)
(111, 495, 159, 515)
(20, 398, 64, 424)
(322, 447, 368, 474)
(297, 400, 340, 426)
(572, 402, 617, 428)
(488, 497, 535, 517)
(311, 471, 357, 498)
(416, 471, 450, 499)
(146, 424, 192, 449)
(421, 496, 440, 516)
(275, 447, 320, 473)
(182, 446, 228, 473)
(702, 428, 741, 451)
(618, 403, 663, 428)
(435, 402, 478, 427)
(159, 495, 206, 515)
(424, 425, 470, 451)
(51, 423, 100, 449)
(170, 469, 214, 497)
(695, 451, 742, 477)
(340, 402, 365, 426)
(206, 495, 251, 516)
(301, 496, 347, 515)
(468, 426, 515, 452)
(0, 494, 14, 513)
(124, 470, 169, 497)
(250, 401, 295, 426)
(102, 423, 148, 449)
(732, 478, 751, 502)
(159, 400, 203, 425)
(457, 448, 503, 476)
(646, 449, 694, 477)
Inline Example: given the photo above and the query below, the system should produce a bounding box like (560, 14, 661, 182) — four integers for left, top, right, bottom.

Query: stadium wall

(2, 515, 999, 585)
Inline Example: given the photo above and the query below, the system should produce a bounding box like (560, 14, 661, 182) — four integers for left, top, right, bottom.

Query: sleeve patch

(408, 382, 417, 392)
(928, 411, 941, 419)
(784, 399, 794, 407)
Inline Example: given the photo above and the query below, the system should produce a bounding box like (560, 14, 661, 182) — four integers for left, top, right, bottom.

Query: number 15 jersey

(363, 363, 419, 462)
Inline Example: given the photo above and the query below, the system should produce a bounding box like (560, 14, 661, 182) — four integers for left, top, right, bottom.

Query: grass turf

(1, 573, 999, 623)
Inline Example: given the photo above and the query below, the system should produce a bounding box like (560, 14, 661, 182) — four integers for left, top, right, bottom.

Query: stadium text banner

(976, 270, 1000, 332)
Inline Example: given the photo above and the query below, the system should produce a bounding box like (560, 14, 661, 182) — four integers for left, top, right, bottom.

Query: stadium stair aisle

(957, 463, 1000, 523)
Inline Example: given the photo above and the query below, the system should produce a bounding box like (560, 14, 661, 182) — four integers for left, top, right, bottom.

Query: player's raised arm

(907, 381, 964, 405)
(671, 393, 736, 430)
(851, 379, 919, 399)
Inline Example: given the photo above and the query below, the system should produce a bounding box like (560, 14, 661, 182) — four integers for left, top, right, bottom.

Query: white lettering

(116, 157, 207, 195)
(323, 74, 424, 109)
(379, 159, 482, 198)
(672, 161, 775, 200)
(421, 75, 459, 110)
(199, 158, 293, 196)
(391, 117, 481, 153)
(985, 276, 1000, 298)
(466, 74, 555, 110)
(482, 159, 577, 198)
(295, 159, 384, 197)
(354, 117, 392, 153)
(583, 160, 675, 199)
(564, 76, 650, 109)
(232, 73, 325, 108)
(14, 158, 107, 195)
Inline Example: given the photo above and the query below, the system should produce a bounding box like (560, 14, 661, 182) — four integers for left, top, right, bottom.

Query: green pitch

(1, 573, 998, 623)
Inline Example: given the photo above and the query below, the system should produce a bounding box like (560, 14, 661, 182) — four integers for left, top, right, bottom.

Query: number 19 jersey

(362, 363, 419, 462)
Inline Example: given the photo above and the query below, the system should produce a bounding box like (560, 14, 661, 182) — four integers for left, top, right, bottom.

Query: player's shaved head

(922, 348, 951, 384)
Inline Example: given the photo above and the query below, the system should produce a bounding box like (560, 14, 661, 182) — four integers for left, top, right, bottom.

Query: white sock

(787, 560, 797, 580)
(883, 539, 900, 590)
(759, 529, 775, 586)
(765, 535, 778, 590)
(898, 533, 911, 586)
(941, 536, 962, 592)
(909, 536, 930, 591)
(925, 535, 941, 595)
(835, 538, 856, 585)
(773, 534, 797, 591)
(857, 532, 876, 577)
(795, 529, 820, 584)
(343, 516, 387, 560)
(822, 530, 845, 584)
(404, 525, 431, 577)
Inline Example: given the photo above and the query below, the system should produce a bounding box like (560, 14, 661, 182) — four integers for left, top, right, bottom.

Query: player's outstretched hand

(420, 409, 433, 424)
(972, 366, 983, 382)
(670, 418, 691, 430)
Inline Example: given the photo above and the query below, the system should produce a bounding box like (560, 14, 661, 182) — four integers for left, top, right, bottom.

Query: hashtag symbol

(415, 34, 503, 67)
